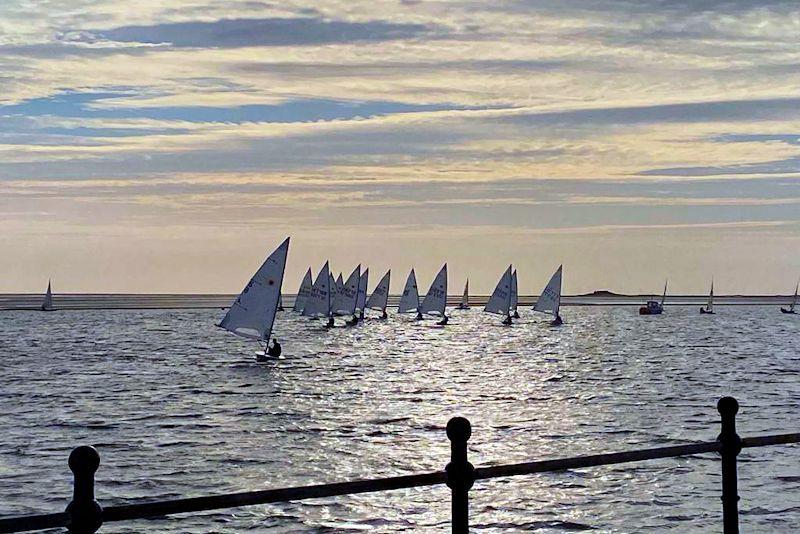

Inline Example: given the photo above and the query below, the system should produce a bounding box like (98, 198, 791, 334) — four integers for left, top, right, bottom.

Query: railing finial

(66, 446, 103, 534)
(717, 397, 742, 534)
(446, 417, 474, 534)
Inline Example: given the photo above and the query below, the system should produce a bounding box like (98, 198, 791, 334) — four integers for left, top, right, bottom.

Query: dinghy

(484, 265, 513, 324)
(700, 279, 715, 314)
(534, 265, 563, 326)
(419, 264, 448, 325)
(366, 270, 391, 319)
(398, 269, 420, 316)
(640, 280, 667, 315)
(218, 237, 289, 360)
(511, 269, 520, 318)
(293, 268, 313, 312)
(303, 261, 334, 327)
(333, 266, 361, 318)
(457, 279, 470, 309)
(781, 281, 798, 314)
(354, 268, 369, 321)
(41, 280, 54, 312)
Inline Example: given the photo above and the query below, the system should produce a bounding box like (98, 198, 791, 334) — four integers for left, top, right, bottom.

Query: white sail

(398, 269, 420, 313)
(42, 280, 54, 311)
(333, 265, 361, 315)
(792, 281, 798, 312)
(419, 264, 448, 316)
(336, 273, 344, 295)
(367, 270, 391, 311)
(302, 261, 332, 318)
(356, 268, 369, 312)
(661, 280, 668, 306)
(460, 279, 469, 307)
(219, 237, 289, 341)
(329, 272, 338, 301)
(707, 279, 714, 312)
(484, 266, 513, 315)
(534, 265, 562, 317)
(293, 268, 313, 312)
(510, 270, 519, 311)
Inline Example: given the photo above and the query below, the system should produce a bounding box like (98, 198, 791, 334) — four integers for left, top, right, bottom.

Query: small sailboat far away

(640, 280, 667, 315)
(366, 270, 391, 319)
(700, 279, 715, 314)
(418, 264, 449, 325)
(41, 280, 54, 312)
(293, 268, 313, 312)
(333, 265, 361, 321)
(484, 265, 514, 325)
(398, 269, 420, 317)
(353, 267, 369, 323)
(303, 261, 334, 327)
(456, 278, 470, 310)
(218, 237, 289, 361)
(781, 280, 798, 314)
(511, 269, 520, 318)
(534, 265, 563, 326)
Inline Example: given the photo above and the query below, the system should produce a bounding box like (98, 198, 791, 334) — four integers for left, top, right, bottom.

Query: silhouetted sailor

(502, 314, 513, 325)
(437, 316, 449, 326)
(551, 314, 563, 326)
(268, 339, 282, 357)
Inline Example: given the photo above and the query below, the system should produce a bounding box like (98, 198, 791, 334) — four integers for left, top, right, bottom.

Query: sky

(1, 0, 799, 295)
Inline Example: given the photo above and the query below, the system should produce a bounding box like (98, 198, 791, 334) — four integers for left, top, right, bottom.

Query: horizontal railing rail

(0, 397, 798, 533)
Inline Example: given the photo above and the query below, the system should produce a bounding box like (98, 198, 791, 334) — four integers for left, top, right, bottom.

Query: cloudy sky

(1, 0, 799, 294)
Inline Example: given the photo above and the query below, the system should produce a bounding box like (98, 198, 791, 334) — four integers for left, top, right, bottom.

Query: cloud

(70, 17, 438, 48)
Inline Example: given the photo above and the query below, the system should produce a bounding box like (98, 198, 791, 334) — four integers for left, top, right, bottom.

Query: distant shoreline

(0, 293, 794, 311)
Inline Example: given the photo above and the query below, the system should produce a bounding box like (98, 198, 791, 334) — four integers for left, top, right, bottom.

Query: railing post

(66, 446, 103, 534)
(446, 417, 475, 534)
(717, 397, 742, 534)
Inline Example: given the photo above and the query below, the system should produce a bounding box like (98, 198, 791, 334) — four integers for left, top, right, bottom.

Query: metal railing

(1, 397, 798, 533)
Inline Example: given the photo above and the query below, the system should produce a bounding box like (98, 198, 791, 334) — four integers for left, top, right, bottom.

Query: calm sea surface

(1, 306, 799, 532)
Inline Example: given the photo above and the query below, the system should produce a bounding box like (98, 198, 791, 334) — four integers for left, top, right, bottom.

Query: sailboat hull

(780, 308, 796, 314)
(700, 308, 714, 314)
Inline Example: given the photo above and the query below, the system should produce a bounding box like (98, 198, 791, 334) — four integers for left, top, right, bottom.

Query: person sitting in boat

(326, 316, 335, 328)
(502, 314, 513, 325)
(416, 311, 424, 320)
(268, 339, 282, 357)
(551, 314, 563, 326)
(381, 310, 388, 320)
(345, 315, 359, 327)
(512, 309, 520, 319)
(437, 315, 449, 326)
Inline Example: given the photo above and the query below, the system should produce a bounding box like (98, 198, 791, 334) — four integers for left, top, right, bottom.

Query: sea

(1, 305, 799, 532)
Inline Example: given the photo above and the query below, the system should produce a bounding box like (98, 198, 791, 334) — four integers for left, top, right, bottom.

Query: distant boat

(366, 270, 390, 319)
(332, 265, 361, 317)
(418, 264, 448, 324)
(640, 280, 667, 315)
(485, 265, 513, 325)
(218, 238, 289, 358)
(700, 279, 715, 314)
(781, 281, 798, 314)
(303, 261, 334, 327)
(355, 267, 369, 320)
(456, 279, 470, 309)
(398, 269, 420, 315)
(511, 269, 520, 318)
(41, 280, 54, 312)
(293, 268, 313, 312)
(534, 265, 563, 326)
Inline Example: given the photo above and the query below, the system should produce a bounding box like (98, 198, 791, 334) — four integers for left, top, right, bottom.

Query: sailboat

(366, 270, 391, 319)
(293, 268, 313, 312)
(419, 264, 448, 325)
(484, 265, 513, 325)
(781, 281, 798, 314)
(333, 266, 361, 317)
(511, 269, 520, 318)
(303, 261, 334, 327)
(336, 273, 345, 296)
(218, 237, 289, 360)
(354, 268, 369, 321)
(41, 280, 54, 312)
(640, 280, 667, 315)
(700, 279, 715, 314)
(398, 269, 420, 316)
(457, 279, 470, 310)
(534, 265, 563, 326)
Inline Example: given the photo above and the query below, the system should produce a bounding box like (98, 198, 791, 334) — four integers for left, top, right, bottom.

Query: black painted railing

(1, 397, 798, 533)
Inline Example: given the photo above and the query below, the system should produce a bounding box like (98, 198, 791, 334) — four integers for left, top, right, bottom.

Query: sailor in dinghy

(350, 268, 369, 324)
(398, 269, 421, 319)
(418, 264, 449, 326)
(217, 237, 290, 361)
(484, 266, 514, 325)
(366, 270, 391, 319)
(511, 270, 520, 319)
(781, 280, 798, 314)
(303, 261, 335, 327)
(457, 279, 470, 310)
(700, 279, 715, 314)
